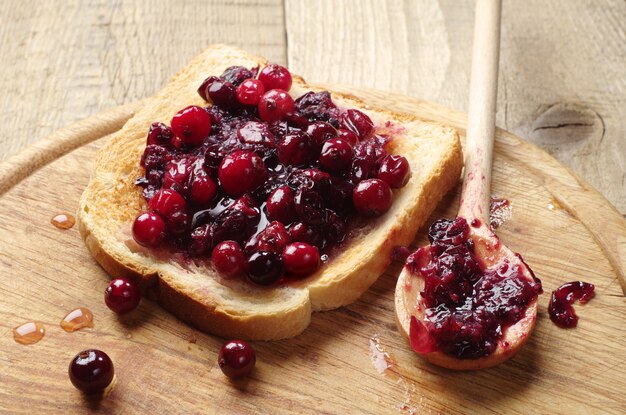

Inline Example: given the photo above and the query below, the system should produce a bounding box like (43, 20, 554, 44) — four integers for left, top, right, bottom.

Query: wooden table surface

(0, 0, 624, 212)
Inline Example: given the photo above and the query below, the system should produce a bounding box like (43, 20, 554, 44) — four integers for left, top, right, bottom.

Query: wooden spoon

(394, 0, 541, 370)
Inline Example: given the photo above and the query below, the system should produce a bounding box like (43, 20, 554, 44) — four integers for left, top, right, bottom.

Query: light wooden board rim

(1, 89, 622, 292)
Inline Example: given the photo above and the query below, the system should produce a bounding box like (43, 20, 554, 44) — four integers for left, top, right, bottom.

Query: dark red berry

(211, 241, 246, 279)
(258, 64, 292, 91)
(218, 340, 256, 379)
(104, 278, 141, 314)
(245, 221, 291, 255)
(287, 222, 319, 246)
(221, 66, 254, 86)
(378, 155, 410, 188)
(148, 188, 186, 218)
(282, 242, 320, 275)
(198, 76, 219, 101)
(69, 349, 114, 394)
(353, 178, 393, 216)
(277, 131, 316, 166)
(166, 210, 190, 236)
(147, 122, 174, 146)
(337, 128, 359, 146)
(341, 109, 374, 140)
(132, 212, 166, 247)
(237, 121, 276, 146)
(208, 79, 238, 108)
(170, 105, 212, 146)
(161, 159, 191, 192)
(306, 121, 337, 148)
(266, 186, 297, 224)
(258, 89, 295, 122)
(319, 138, 353, 173)
(190, 175, 217, 205)
(247, 251, 283, 285)
(218, 150, 268, 197)
(236, 79, 265, 106)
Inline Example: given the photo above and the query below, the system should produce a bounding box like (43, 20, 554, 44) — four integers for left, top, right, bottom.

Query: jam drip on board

(133, 64, 411, 286)
(548, 281, 595, 328)
(407, 217, 542, 359)
(60, 307, 94, 332)
(13, 321, 46, 345)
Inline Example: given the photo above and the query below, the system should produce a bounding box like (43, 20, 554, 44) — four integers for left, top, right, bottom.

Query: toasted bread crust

(78, 45, 462, 340)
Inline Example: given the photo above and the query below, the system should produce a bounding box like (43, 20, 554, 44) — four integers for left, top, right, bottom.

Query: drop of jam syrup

(548, 281, 595, 328)
(13, 321, 46, 345)
(61, 307, 94, 332)
(51, 213, 76, 229)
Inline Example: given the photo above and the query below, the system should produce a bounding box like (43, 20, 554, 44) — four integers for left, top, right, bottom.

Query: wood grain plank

(0, 0, 286, 160)
(284, 0, 626, 213)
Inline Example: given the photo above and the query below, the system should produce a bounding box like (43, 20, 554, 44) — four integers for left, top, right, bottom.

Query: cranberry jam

(407, 218, 542, 359)
(134, 64, 410, 285)
(548, 281, 594, 328)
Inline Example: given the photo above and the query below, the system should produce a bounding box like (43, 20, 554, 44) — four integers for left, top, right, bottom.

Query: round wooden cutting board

(0, 87, 624, 415)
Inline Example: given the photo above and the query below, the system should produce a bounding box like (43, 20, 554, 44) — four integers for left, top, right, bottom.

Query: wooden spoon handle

(458, 0, 502, 224)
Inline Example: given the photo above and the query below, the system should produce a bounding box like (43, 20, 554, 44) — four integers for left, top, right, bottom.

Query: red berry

(236, 79, 265, 106)
(319, 138, 353, 173)
(161, 159, 191, 192)
(146, 122, 174, 146)
(246, 251, 283, 285)
(282, 242, 320, 275)
(341, 109, 374, 140)
(218, 150, 268, 197)
(306, 121, 337, 148)
(104, 278, 141, 314)
(287, 222, 319, 246)
(337, 128, 359, 146)
(258, 64, 292, 91)
(208, 79, 238, 108)
(197, 76, 219, 101)
(266, 186, 297, 224)
(68, 349, 114, 394)
(258, 89, 295, 122)
(170, 105, 212, 146)
(148, 188, 186, 218)
(353, 178, 393, 216)
(190, 175, 217, 205)
(277, 131, 316, 166)
(237, 121, 275, 146)
(132, 212, 166, 247)
(211, 241, 246, 278)
(218, 340, 256, 379)
(378, 155, 411, 188)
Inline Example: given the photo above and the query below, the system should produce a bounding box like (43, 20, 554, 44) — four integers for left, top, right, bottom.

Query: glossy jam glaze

(13, 321, 45, 345)
(548, 281, 595, 328)
(133, 64, 411, 285)
(406, 217, 542, 359)
(60, 307, 94, 332)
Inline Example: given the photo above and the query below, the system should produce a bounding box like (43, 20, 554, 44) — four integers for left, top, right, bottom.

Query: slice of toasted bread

(78, 44, 462, 340)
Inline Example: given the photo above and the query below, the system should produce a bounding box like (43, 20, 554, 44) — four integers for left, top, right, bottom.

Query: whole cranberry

(306, 121, 337, 148)
(208, 79, 238, 108)
(236, 79, 265, 106)
(245, 221, 291, 255)
(341, 109, 374, 140)
(277, 131, 316, 166)
(68, 349, 114, 394)
(378, 155, 411, 188)
(337, 128, 359, 146)
(218, 150, 268, 197)
(237, 121, 275, 146)
(282, 242, 320, 276)
(190, 175, 217, 205)
(287, 222, 319, 246)
(319, 138, 353, 173)
(266, 186, 297, 224)
(353, 178, 393, 216)
(146, 122, 174, 146)
(170, 105, 212, 146)
(148, 188, 187, 218)
(258, 89, 295, 122)
(104, 278, 141, 314)
(197, 76, 219, 101)
(166, 210, 190, 236)
(247, 251, 283, 285)
(132, 212, 166, 247)
(218, 340, 256, 379)
(211, 241, 246, 279)
(258, 64, 292, 91)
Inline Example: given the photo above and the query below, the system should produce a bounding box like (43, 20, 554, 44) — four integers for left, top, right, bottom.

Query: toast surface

(79, 45, 462, 340)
